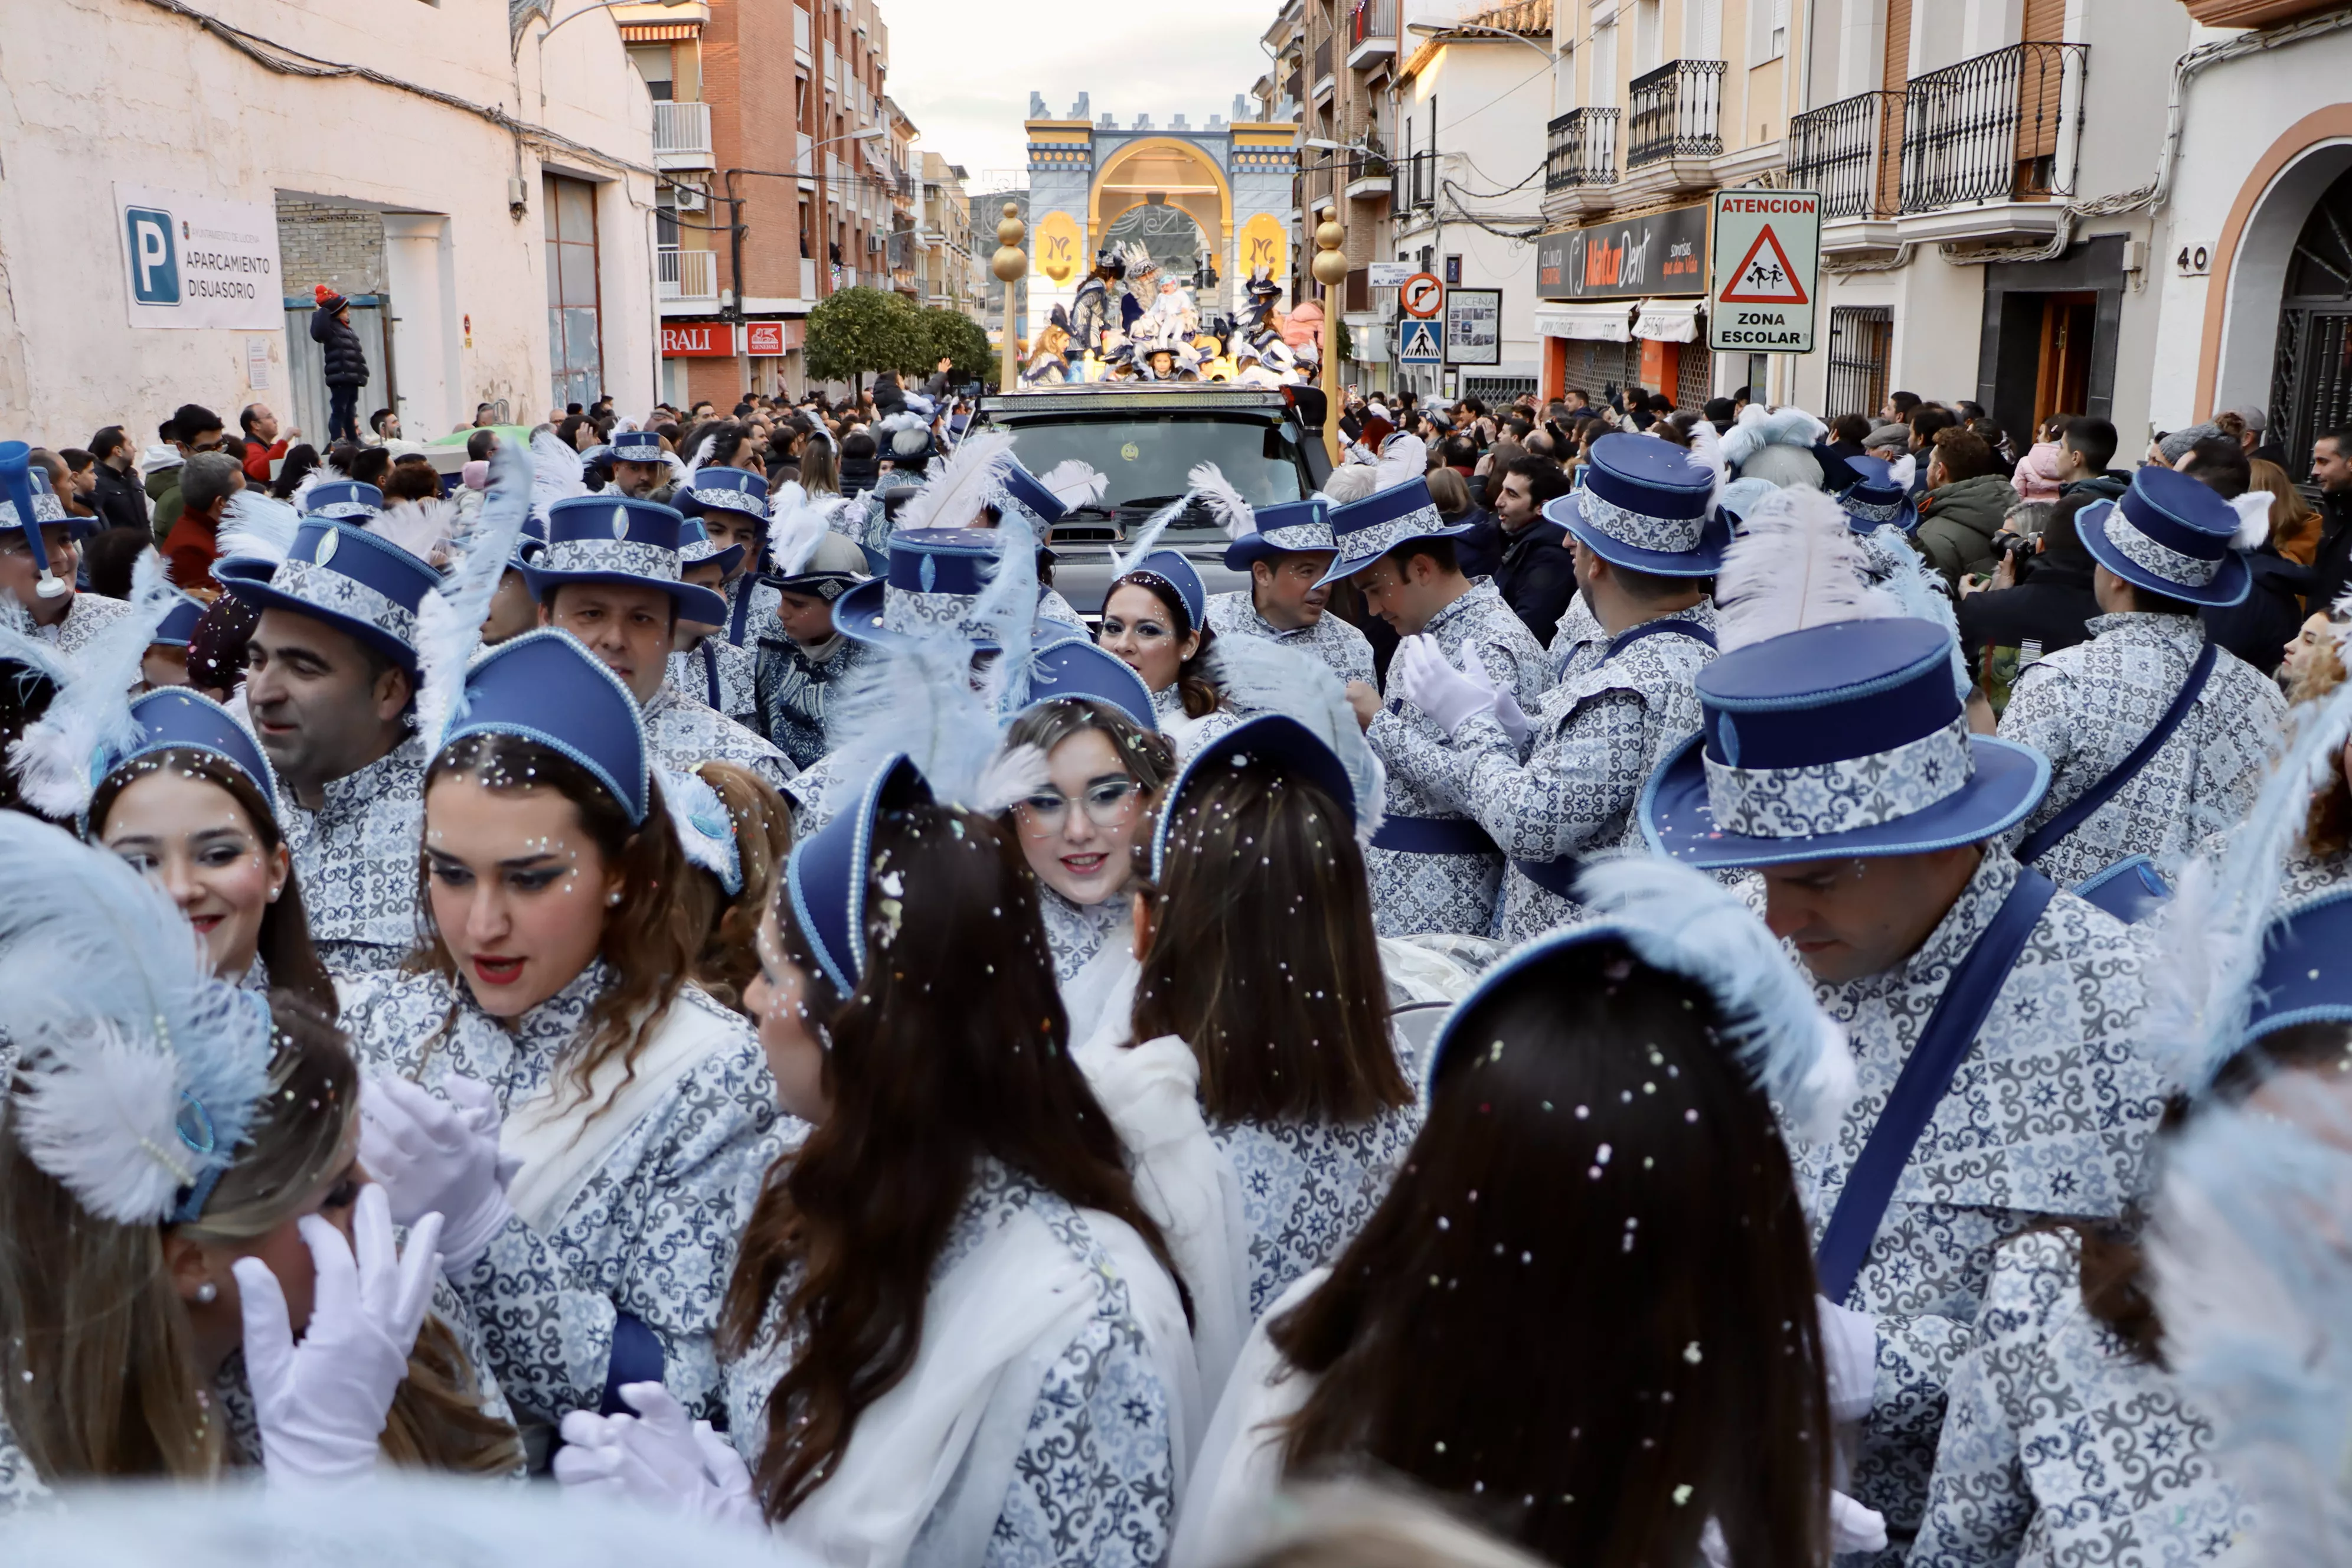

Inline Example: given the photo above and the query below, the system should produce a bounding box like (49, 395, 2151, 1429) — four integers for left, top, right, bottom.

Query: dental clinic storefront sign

(116, 184, 285, 331)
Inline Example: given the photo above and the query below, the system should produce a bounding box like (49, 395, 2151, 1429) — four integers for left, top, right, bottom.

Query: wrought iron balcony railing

(1545, 106, 1620, 192)
(1626, 60, 1724, 169)
(1899, 41, 2088, 213)
(1788, 90, 1902, 219)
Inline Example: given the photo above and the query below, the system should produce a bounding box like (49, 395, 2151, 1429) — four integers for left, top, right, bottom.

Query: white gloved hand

(235, 1185, 442, 1488)
(359, 1074, 515, 1275)
(553, 1383, 762, 1530)
(1817, 1293, 1879, 1426)
(1389, 635, 1497, 739)
(442, 1073, 524, 1194)
(1830, 1489, 1889, 1555)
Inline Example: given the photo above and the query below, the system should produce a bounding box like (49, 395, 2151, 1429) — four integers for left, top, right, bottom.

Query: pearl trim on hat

(1701, 713, 1974, 839)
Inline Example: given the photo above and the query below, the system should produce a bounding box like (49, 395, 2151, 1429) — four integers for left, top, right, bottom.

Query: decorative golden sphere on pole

(993, 202, 1028, 394)
(1311, 220, 1348, 465)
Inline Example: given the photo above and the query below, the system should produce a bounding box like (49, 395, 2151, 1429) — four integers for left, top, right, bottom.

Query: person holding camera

(1955, 495, 2103, 716)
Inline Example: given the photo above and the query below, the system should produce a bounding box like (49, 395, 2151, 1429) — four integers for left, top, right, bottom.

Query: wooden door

(2033, 292, 2096, 432)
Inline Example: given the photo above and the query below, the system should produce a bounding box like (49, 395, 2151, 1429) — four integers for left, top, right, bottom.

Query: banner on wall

(1237, 213, 1289, 288)
(1033, 211, 1084, 284)
(115, 183, 284, 331)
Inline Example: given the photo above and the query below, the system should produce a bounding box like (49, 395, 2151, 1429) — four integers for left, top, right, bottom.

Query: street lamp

(1404, 19, 1554, 60)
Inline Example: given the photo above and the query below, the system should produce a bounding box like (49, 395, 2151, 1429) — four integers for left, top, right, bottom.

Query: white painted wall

(0, 0, 656, 446)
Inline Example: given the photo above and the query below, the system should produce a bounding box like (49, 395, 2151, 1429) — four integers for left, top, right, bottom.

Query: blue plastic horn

(0, 441, 66, 599)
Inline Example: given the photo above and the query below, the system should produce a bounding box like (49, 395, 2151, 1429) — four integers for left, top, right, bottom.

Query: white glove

(234, 1185, 442, 1488)
(1699, 1491, 1884, 1566)
(1817, 1293, 1879, 1426)
(554, 1383, 762, 1530)
(442, 1073, 525, 1194)
(359, 1074, 515, 1276)
(1390, 635, 1495, 739)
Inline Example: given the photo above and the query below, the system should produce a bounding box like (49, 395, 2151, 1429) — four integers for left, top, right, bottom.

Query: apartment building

(885, 97, 925, 298)
(634, 0, 901, 404)
(919, 155, 985, 322)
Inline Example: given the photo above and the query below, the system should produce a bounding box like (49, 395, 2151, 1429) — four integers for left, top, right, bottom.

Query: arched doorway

(1102, 200, 1219, 313)
(2272, 163, 2352, 468)
(1090, 138, 1231, 317)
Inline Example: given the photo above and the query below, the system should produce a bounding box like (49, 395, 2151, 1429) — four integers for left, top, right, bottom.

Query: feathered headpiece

(1108, 489, 1204, 582)
(0, 813, 275, 1224)
(217, 487, 302, 567)
(663, 766, 744, 895)
(766, 481, 831, 578)
(1714, 484, 1894, 654)
(1037, 460, 1108, 512)
(1189, 463, 1255, 543)
(1685, 419, 1729, 513)
(3, 547, 188, 819)
(1721, 405, 1828, 469)
(366, 494, 460, 564)
(531, 427, 587, 521)
(413, 436, 535, 747)
(1197, 633, 1388, 844)
(1868, 532, 1971, 701)
(894, 428, 1017, 534)
(1573, 855, 1859, 1142)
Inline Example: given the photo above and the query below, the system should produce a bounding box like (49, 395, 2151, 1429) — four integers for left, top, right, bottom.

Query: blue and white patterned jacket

(1365, 580, 1552, 938)
(279, 732, 427, 980)
(1209, 1103, 1420, 1321)
(752, 634, 872, 772)
(6, 588, 130, 662)
(644, 680, 798, 793)
(1911, 1229, 2248, 1568)
(1999, 613, 2284, 888)
(667, 638, 760, 727)
(1789, 847, 2165, 1563)
(342, 963, 790, 1429)
(1204, 590, 1377, 686)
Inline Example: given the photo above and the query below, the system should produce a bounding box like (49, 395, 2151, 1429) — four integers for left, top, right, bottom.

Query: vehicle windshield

(1000, 416, 1308, 514)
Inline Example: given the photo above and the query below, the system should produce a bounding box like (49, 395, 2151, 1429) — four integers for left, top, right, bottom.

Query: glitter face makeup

(1011, 727, 1146, 907)
(1097, 582, 1198, 695)
(423, 773, 618, 1018)
(98, 766, 288, 981)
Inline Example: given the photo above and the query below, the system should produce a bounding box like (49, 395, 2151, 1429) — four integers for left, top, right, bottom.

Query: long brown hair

(0, 992, 519, 1482)
(681, 760, 795, 1014)
(720, 802, 1179, 1523)
(87, 747, 337, 1020)
(416, 734, 695, 1114)
(2287, 648, 2352, 860)
(1269, 938, 1833, 1567)
(1112, 569, 1223, 718)
(1132, 754, 1406, 1123)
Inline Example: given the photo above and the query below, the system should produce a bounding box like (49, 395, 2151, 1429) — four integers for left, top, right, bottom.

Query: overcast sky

(885, 0, 1280, 188)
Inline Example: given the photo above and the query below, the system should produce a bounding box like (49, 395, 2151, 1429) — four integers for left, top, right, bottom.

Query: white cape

(1167, 1269, 1326, 1568)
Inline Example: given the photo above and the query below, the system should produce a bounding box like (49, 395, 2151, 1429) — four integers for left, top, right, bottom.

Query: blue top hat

(509, 514, 549, 573)
(523, 495, 729, 625)
(677, 517, 746, 579)
(1317, 476, 1469, 587)
(2077, 464, 2254, 608)
(440, 629, 652, 825)
(1024, 636, 1157, 730)
(1150, 714, 1355, 878)
(834, 528, 1018, 649)
(1543, 433, 1727, 577)
(217, 519, 442, 674)
(1223, 497, 1335, 571)
(675, 466, 769, 524)
(1640, 618, 2050, 867)
(0, 462, 68, 532)
(93, 687, 277, 814)
(151, 592, 208, 649)
(610, 429, 665, 465)
(1828, 453, 1919, 535)
(2245, 887, 2352, 1043)
(1116, 548, 1207, 630)
(785, 753, 932, 995)
(300, 479, 383, 522)
(997, 460, 1073, 531)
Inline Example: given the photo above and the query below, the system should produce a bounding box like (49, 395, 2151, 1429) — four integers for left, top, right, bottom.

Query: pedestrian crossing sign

(1397, 317, 1445, 364)
(1709, 189, 1820, 354)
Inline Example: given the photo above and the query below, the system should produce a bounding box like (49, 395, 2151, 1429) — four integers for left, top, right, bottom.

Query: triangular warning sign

(1718, 226, 1809, 305)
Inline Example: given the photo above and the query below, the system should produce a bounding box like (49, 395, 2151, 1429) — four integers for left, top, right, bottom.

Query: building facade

(919, 155, 985, 322)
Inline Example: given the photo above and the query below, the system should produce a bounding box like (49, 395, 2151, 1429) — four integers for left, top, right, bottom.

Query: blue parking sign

(125, 207, 179, 305)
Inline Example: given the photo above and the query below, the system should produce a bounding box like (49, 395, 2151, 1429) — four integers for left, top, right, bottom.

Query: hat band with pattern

(0, 492, 67, 529)
(1701, 713, 1975, 839)
(684, 483, 764, 512)
(882, 585, 986, 639)
(544, 537, 682, 581)
(1577, 488, 1709, 554)
(307, 498, 380, 520)
(1337, 497, 1448, 560)
(1259, 520, 1335, 552)
(273, 558, 419, 650)
(2103, 502, 2223, 589)
(1841, 492, 1909, 525)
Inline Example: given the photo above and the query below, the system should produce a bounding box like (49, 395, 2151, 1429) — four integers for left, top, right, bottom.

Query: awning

(1631, 299, 1703, 343)
(1533, 302, 1634, 342)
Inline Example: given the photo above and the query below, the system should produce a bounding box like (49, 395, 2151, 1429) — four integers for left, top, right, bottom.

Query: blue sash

(2016, 640, 2217, 865)
(1813, 868, 2057, 1304)
(1605, 618, 1717, 657)
(727, 575, 755, 646)
(1371, 814, 1500, 857)
(598, 1311, 666, 1416)
(2071, 854, 2170, 925)
(699, 642, 721, 711)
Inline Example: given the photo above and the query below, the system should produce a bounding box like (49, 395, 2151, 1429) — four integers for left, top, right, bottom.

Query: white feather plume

(1575, 854, 1859, 1143)
(0, 814, 273, 1224)
(894, 429, 1017, 534)
(2228, 492, 2272, 551)
(1199, 633, 1388, 842)
(1886, 453, 1917, 493)
(972, 741, 1052, 816)
(8, 549, 184, 818)
(217, 487, 301, 567)
(1373, 434, 1427, 493)
(1038, 460, 1108, 509)
(288, 462, 329, 515)
(1108, 492, 1196, 582)
(678, 431, 721, 494)
(766, 481, 831, 579)
(365, 495, 458, 564)
(1721, 402, 1774, 468)
(1685, 418, 1729, 512)
(530, 428, 586, 520)
(1187, 463, 1256, 543)
(970, 508, 1041, 718)
(1715, 484, 1896, 654)
(661, 766, 742, 894)
(1868, 528, 1971, 700)
(415, 437, 534, 748)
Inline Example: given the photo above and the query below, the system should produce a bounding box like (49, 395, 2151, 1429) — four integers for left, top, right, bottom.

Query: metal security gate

(1460, 374, 1537, 404)
(1827, 305, 1893, 422)
(2271, 165, 2352, 472)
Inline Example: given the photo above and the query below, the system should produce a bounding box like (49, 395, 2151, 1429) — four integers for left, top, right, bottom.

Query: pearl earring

(194, 1282, 218, 1305)
(607, 891, 623, 907)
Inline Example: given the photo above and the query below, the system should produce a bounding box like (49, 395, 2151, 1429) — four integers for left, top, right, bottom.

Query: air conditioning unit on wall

(866, 233, 884, 253)
(671, 186, 707, 213)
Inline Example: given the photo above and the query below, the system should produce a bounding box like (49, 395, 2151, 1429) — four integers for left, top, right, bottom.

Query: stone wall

(275, 197, 387, 302)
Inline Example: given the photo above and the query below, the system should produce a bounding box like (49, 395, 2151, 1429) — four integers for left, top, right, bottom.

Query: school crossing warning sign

(1707, 190, 1819, 354)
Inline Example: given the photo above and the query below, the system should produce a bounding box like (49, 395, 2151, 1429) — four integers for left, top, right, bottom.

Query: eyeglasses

(1014, 778, 1141, 831)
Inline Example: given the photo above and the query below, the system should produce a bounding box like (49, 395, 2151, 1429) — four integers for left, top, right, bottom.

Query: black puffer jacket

(309, 305, 370, 388)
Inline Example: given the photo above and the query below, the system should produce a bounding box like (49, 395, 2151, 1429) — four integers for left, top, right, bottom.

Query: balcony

(802, 257, 818, 298)
(793, 3, 811, 58)
(1346, 0, 1395, 69)
(1788, 90, 1901, 223)
(798, 133, 816, 189)
(1390, 149, 1435, 216)
(1312, 38, 1334, 99)
(657, 246, 719, 310)
(1544, 107, 1619, 196)
(652, 100, 713, 171)
(1626, 60, 1724, 171)
(1898, 43, 2087, 230)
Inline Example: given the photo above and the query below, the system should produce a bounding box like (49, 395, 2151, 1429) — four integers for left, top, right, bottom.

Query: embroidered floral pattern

(1572, 488, 1708, 553)
(272, 558, 419, 648)
(278, 733, 426, 978)
(643, 682, 798, 793)
(1210, 1097, 1423, 1318)
(754, 636, 873, 771)
(1038, 885, 1131, 985)
(667, 638, 759, 726)
(1704, 714, 1975, 840)
(541, 538, 682, 582)
(1204, 591, 1376, 686)
(2102, 509, 2222, 589)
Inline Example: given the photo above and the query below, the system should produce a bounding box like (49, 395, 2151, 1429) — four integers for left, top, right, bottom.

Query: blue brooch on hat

(216, 518, 443, 673)
(1024, 636, 1157, 730)
(1543, 433, 1727, 577)
(439, 629, 652, 824)
(1318, 475, 1469, 587)
(1222, 497, 1335, 571)
(93, 687, 278, 814)
(300, 479, 384, 522)
(784, 753, 933, 995)
(2076, 463, 2262, 609)
(524, 494, 729, 625)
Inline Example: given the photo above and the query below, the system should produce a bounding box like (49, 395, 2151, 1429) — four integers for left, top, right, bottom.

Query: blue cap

(439, 629, 652, 825)
(834, 527, 1017, 649)
(2245, 887, 2352, 1043)
(677, 517, 746, 578)
(783, 753, 932, 995)
(1117, 548, 1207, 631)
(2077, 464, 2255, 608)
(93, 687, 277, 814)
(523, 495, 730, 625)
(1543, 433, 1727, 577)
(300, 479, 383, 522)
(1640, 617, 2050, 867)
(675, 466, 768, 520)
(1024, 636, 1158, 730)
(217, 519, 443, 673)
(1150, 714, 1355, 879)
(151, 592, 208, 649)
(1828, 452, 1919, 535)
(1223, 496, 1335, 570)
(610, 429, 665, 464)
(1318, 476, 1469, 587)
